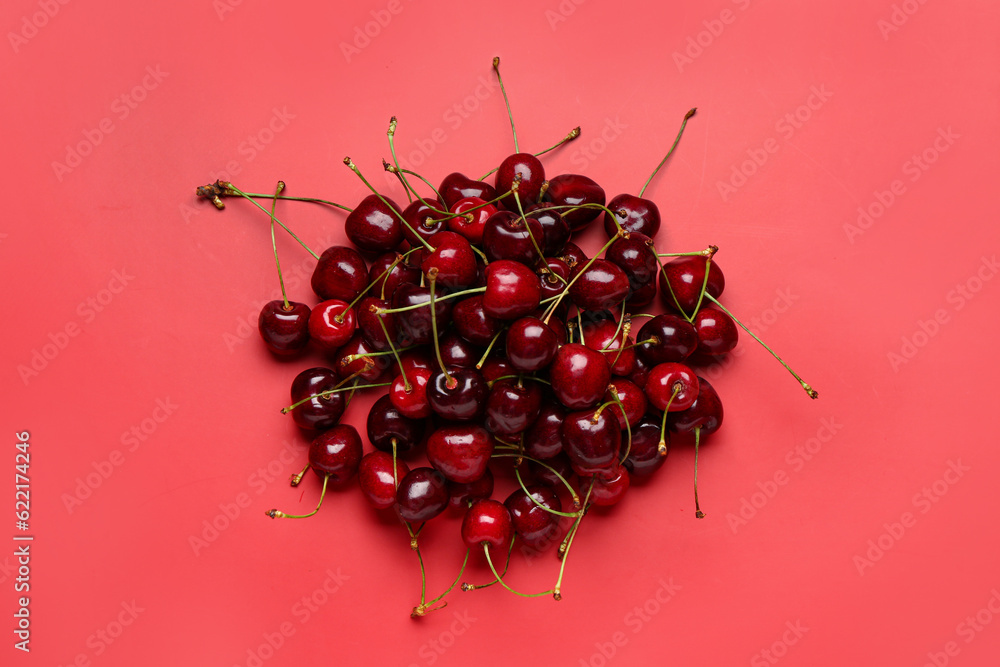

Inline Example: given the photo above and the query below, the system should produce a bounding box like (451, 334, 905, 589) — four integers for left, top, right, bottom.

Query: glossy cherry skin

(368, 251, 421, 299)
(479, 357, 514, 384)
(526, 202, 569, 255)
(484, 380, 543, 437)
(367, 393, 427, 457)
(421, 231, 478, 289)
(439, 173, 497, 210)
(627, 278, 657, 309)
(692, 306, 739, 357)
(628, 353, 652, 389)
(426, 367, 488, 422)
(645, 363, 699, 412)
(390, 283, 453, 348)
(583, 317, 636, 376)
(506, 316, 558, 372)
(658, 256, 725, 315)
(289, 367, 346, 431)
(308, 300, 356, 351)
(311, 246, 369, 302)
(451, 295, 502, 346)
(550, 343, 613, 410)
(603, 193, 660, 238)
(401, 198, 447, 247)
(543, 173, 606, 231)
(308, 425, 363, 483)
(586, 464, 630, 506)
(448, 468, 495, 509)
(606, 233, 658, 288)
(569, 259, 631, 311)
(396, 467, 450, 522)
(389, 367, 433, 419)
(495, 153, 545, 211)
(670, 376, 723, 436)
(505, 486, 562, 546)
(624, 416, 668, 477)
(482, 210, 544, 265)
(462, 499, 513, 551)
(358, 451, 410, 510)
(538, 257, 571, 303)
(604, 379, 647, 428)
(438, 330, 480, 369)
(448, 197, 496, 244)
(426, 424, 495, 483)
(636, 314, 698, 365)
(559, 242, 588, 269)
(332, 332, 388, 382)
(345, 194, 404, 252)
(482, 260, 541, 320)
(562, 407, 622, 476)
(355, 297, 397, 351)
(524, 403, 567, 460)
(259, 300, 311, 355)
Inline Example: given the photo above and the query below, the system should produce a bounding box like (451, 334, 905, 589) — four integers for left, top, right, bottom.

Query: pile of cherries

(197, 58, 816, 616)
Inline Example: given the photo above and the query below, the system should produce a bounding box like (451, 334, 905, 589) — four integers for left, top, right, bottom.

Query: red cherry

(549, 343, 612, 410)
(670, 376, 724, 436)
(602, 193, 660, 238)
(692, 306, 739, 357)
(495, 153, 545, 211)
(389, 367, 432, 419)
(505, 486, 562, 547)
(604, 379, 647, 428)
(448, 196, 496, 244)
(523, 403, 567, 460)
(484, 379, 543, 437)
(658, 256, 725, 315)
(645, 363, 699, 412)
(358, 451, 410, 510)
(461, 499, 513, 551)
(308, 300, 356, 351)
(396, 467, 450, 522)
(308, 424, 363, 483)
(586, 464, 630, 506)
(439, 172, 497, 210)
(311, 245, 369, 302)
(426, 424, 495, 483)
(506, 316, 559, 372)
(345, 194, 404, 252)
(448, 469, 495, 509)
(258, 300, 310, 355)
(288, 367, 346, 432)
(542, 173, 606, 231)
(482, 260, 541, 320)
(569, 259, 631, 311)
(401, 198, 447, 247)
(562, 407, 621, 476)
(421, 231, 478, 289)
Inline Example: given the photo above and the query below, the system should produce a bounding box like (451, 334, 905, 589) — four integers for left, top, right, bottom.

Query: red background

(3, 0, 999, 665)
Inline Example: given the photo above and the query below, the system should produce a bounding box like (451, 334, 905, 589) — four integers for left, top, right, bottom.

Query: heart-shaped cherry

(345, 194, 404, 252)
(426, 424, 495, 483)
(258, 300, 311, 355)
(462, 499, 513, 551)
(549, 343, 612, 410)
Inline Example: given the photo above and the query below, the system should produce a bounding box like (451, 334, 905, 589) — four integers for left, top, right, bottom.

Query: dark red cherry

(606, 233, 658, 288)
(569, 259, 631, 311)
(586, 464, 630, 506)
(438, 330, 480, 369)
(308, 299, 356, 351)
(448, 468, 495, 509)
(692, 306, 739, 357)
(393, 348, 434, 377)
(482, 210, 545, 265)
(311, 245, 368, 302)
(526, 451, 575, 489)
(645, 363, 699, 412)
(624, 416, 668, 477)
(626, 278, 657, 308)
(604, 379, 647, 428)
(538, 257, 571, 303)
(401, 198, 447, 247)
(562, 407, 622, 476)
(505, 486, 562, 546)
(658, 256, 725, 315)
(636, 314, 698, 365)
(368, 251, 420, 300)
(421, 231, 478, 289)
(495, 153, 545, 211)
(462, 499, 513, 551)
(389, 366, 432, 419)
(396, 467, 450, 522)
(439, 173, 497, 210)
(526, 202, 569, 255)
(670, 376, 724, 436)
(484, 379, 543, 437)
(628, 353, 652, 389)
(550, 343, 612, 410)
(355, 297, 397, 351)
(289, 367, 346, 431)
(426, 368, 488, 422)
(448, 196, 496, 244)
(426, 424, 495, 483)
(345, 194, 403, 252)
(308, 424, 363, 483)
(559, 242, 588, 269)
(506, 317, 559, 372)
(523, 403, 567, 460)
(452, 295, 503, 347)
(333, 332, 387, 382)
(582, 317, 636, 376)
(390, 283, 453, 347)
(482, 260, 541, 320)
(543, 173, 606, 231)
(602, 193, 660, 238)
(358, 451, 410, 510)
(367, 394, 427, 456)
(259, 300, 310, 355)
(479, 357, 514, 384)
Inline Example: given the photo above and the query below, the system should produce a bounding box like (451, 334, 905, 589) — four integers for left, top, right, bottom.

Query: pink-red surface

(3, 0, 999, 665)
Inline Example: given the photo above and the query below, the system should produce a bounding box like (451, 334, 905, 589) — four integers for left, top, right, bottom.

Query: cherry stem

(224, 191, 353, 213)
(606, 387, 632, 464)
(511, 181, 547, 264)
(390, 166, 446, 204)
(267, 181, 290, 309)
(483, 542, 553, 598)
(379, 286, 487, 315)
(694, 427, 705, 518)
(475, 328, 505, 369)
(704, 294, 818, 399)
(659, 384, 681, 455)
(513, 466, 582, 518)
(542, 233, 625, 324)
(637, 108, 697, 198)
(552, 478, 595, 600)
(281, 381, 392, 413)
(221, 182, 320, 259)
(343, 157, 435, 252)
(376, 312, 410, 392)
(491, 452, 580, 509)
(539, 202, 627, 234)
(620, 336, 658, 352)
(650, 243, 717, 321)
(462, 540, 513, 591)
(414, 548, 471, 616)
(266, 474, 329, 519)
(386, 119, 451, 216)
(426, 187, 513, 224)
(290, 463, 310, 487)
(339, 248, 421, 322)
(478, 126, 582, 179)
(486, 374, 550, 389)
(492, 56, 519, 153)
(426, 270, 454, 386)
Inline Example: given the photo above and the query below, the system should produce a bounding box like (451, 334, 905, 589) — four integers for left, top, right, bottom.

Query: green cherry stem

(513, 466, 582, 518)
(478, 126, 582, 179)
(475, 328, 506, 369)
(637, 108, 697, 198)
(426, 269, 454, 387)
(221, 182, 320, 259)
(227, 191, 353, 212)
(491, 452, 580, 509)
(265, 474, 329, 519)
(493, 56, 519, 153)
(379, 286, 487, 315)
(267, 181, 290, 309)
(552, 478, 596, 600)
(542, 232, 625, 324)
(386, 119, 451, 216)
(693, 427, 705, 518)
(483, 542, 554, 598)
(280, 381, 393, 414)
(461, 540, 514, 591)
(343, 157, 435, 252)
(658, 384, 681, 455)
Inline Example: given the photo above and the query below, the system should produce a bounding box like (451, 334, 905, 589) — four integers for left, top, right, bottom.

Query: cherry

(345, 193, 404, 252)
(396, 467, 451, 522)
(308, 424, 363, 483)
(505, 486, 562, 547)
(258, 300, 311, 355)
(448, 469, 495, 509)
(628, 353, 652, 389)
(481, 260, 541, 320)
(421, 231, 478, 289)
(311, 245, 369, 302)
(368, 251, 420, 299)
(484, 379, 543, 437)
(451, 295, 503, 347)
(506, 316, 559, 372)
(526, 451, 576, 490)
(523, 403, 567, 460)
(390, 283, 454, 347)
(626, 279, 657, 309)
(586, 464, 630, 506)
(496, 153, 545, 211)
(426, 367, 488, 421)
(435, 330, 478, 369)
(448, 196, 496, 244)
(602, 194, 661, 238)
(636, 313, 698, 365)
(479, 357, 514, 384)
(658, 255, 725, 315)
(562, 406, 621, 476)
(604, 379, 647, 428)
(356, 296, 398, 351)
(439, 172, 497, 210)
(670, 376, 723, 436)
(542, 173, 606, 231)
(333, 332, 387, 382)
(645, 363, 699, 412)
(606, 233, 658, 288)
(482, 210, 544, 265)
(462, 499, 513, 551)
(559, 241, 588, 269)
(389, 366, 432, 419)
(402, 198, 447, 247)
(367, 393, 427, 456)
(308, 300, 356, 350)
(426, 424, 495, 483)
(692, 306, 739, 357)
(288, 367, 346, 431)
(582, 316, 636, 376)
(538, 258, 571, 303)
(569, 259, 631, 311)
(526, 202, 569, 255)
(358, 451, 410, 510)
(623, 416, 668, 477)
(549, 343, 612, 410)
